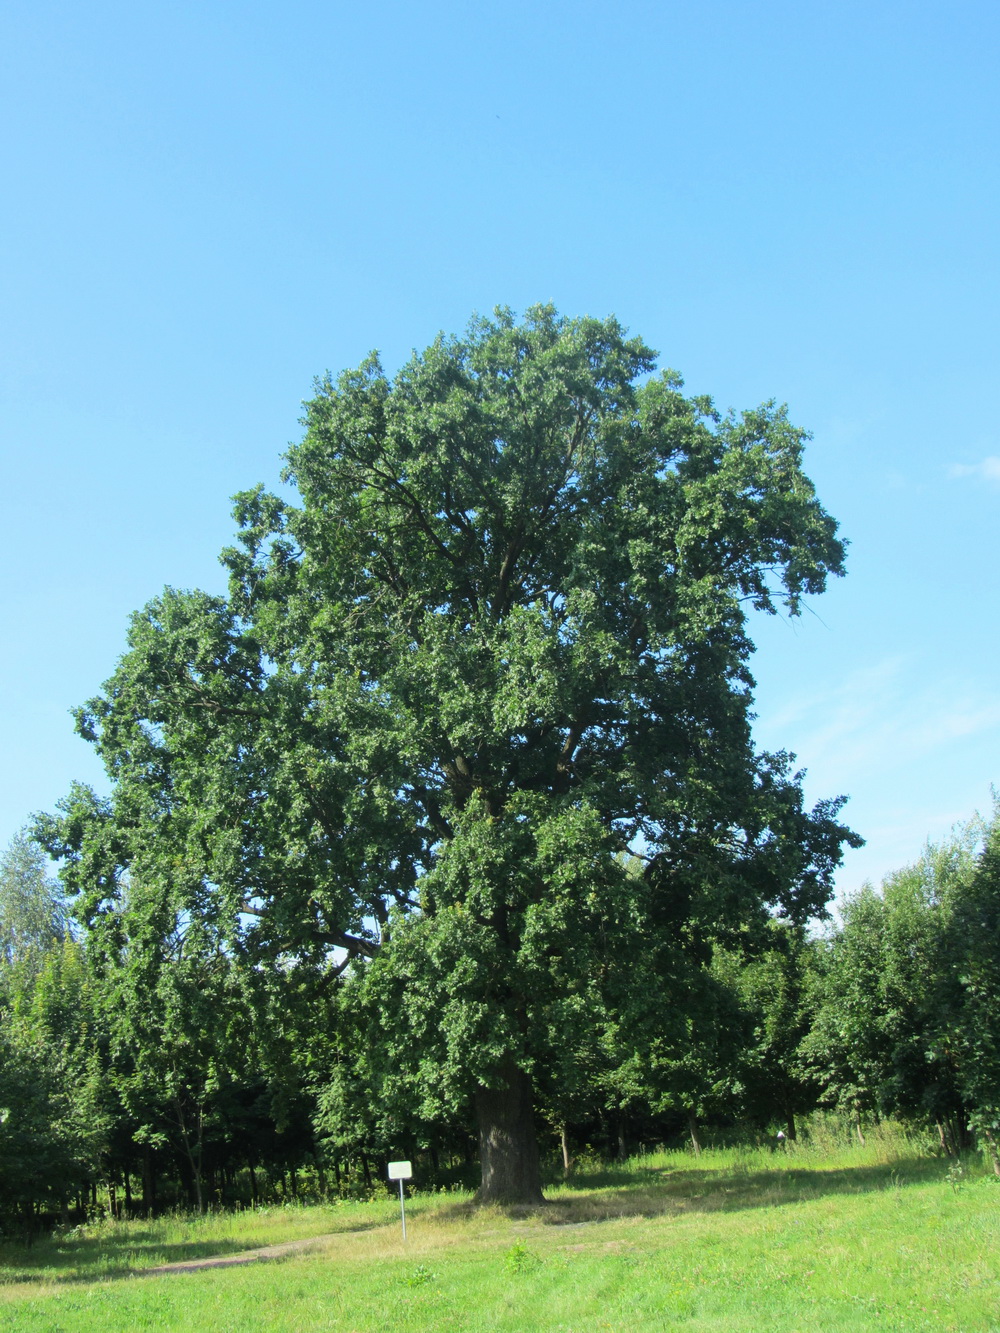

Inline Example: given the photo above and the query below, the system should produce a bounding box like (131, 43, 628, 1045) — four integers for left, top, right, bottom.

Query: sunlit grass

(2, 1133, 999, 1330)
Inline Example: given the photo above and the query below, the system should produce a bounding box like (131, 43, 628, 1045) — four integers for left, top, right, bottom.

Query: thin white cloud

(758, 658, 1000, 780)
(949, 456, 1000, 482)
(753, 657, 1000, 895)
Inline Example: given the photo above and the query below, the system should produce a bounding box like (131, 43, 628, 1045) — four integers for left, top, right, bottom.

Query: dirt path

(135, 1232, 339, 1276)
(135, 1217, 604, 1277)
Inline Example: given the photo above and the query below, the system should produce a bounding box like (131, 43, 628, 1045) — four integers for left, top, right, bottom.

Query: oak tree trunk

(475, 1058, 545, 1206)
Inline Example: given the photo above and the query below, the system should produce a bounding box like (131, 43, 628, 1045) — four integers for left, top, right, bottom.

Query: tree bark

(475, 1058, 545, 1205)
(142, 1144, 156, 1216)
(981, 1127, 1000, 1178)
(687, 1109, 702, 1157)
(854, 1110, 866, 1147)
(174, 1097, 205, 1213)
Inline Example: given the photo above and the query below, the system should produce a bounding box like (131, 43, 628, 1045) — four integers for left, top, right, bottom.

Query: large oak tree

(44, 307, 857, 1203)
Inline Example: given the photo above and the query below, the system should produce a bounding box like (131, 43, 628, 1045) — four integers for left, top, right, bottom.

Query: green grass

(3, 1139, 1000, 1330)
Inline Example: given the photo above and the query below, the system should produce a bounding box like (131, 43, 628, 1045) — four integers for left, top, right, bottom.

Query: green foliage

(0, 830, 65, 976)
(713, 920, 823, 1134)
(38, 305, 857, 1202)
(0, 829, 107, 1233)
(504, 1237, 541, 1273)
(405, 1263, 435, 1286)
(0, 940, 107, 1232)
(805, 805, 1000, 1165)
(940, 818, 1000, 1168)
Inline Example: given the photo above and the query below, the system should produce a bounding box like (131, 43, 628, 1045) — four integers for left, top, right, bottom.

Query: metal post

(387, 1160, 412, 1239)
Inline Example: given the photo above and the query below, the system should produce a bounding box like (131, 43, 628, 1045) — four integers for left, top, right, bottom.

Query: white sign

(388, 1160, 412, 1180)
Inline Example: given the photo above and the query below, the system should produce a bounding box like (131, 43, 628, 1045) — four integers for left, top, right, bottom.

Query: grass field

(2, 1137, 999, 1331)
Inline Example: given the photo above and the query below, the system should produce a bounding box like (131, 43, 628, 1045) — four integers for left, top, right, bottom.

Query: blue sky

(2, 0, 997, 899)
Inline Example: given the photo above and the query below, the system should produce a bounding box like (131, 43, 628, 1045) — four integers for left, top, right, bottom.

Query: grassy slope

(2, 1142, 999, 1331)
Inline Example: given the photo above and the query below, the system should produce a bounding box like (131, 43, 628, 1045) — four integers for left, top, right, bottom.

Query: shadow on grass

(0, 1214, 391, 1287)
(437, 1154, 944, 1228)
(0, 1239, 259, 1283)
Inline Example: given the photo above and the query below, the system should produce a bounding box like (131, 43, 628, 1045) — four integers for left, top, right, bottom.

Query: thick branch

(316, 930, 379, 959)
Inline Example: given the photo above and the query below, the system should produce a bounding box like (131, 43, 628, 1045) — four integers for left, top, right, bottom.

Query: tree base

(475, 1058, 546, 1206)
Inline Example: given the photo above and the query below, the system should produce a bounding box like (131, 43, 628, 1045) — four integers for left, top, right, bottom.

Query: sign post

(387, 1161, 412, 1240)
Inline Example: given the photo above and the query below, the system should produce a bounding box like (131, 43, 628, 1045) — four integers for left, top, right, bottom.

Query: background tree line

(3, 804, 998, 1235)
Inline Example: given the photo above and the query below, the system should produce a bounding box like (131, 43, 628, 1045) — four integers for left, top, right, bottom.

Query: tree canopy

(0, 830, 65, 973)
(41, 306, 860, 1203)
